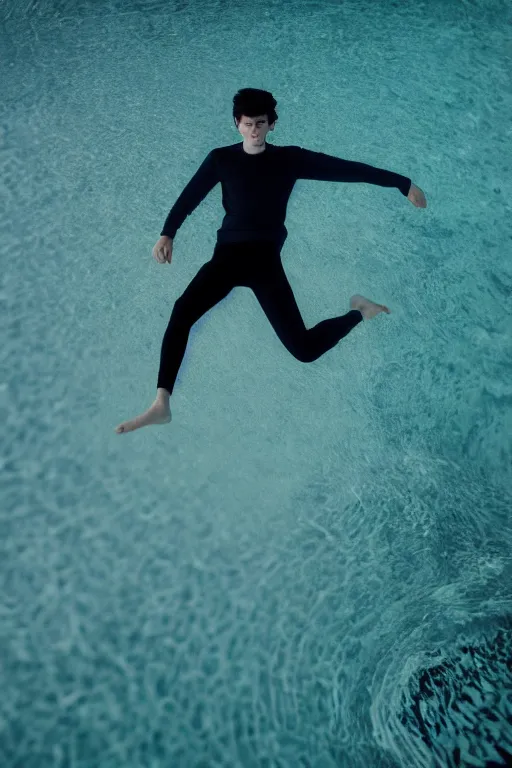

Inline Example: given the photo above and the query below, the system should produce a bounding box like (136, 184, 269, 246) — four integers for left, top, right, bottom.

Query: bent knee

(294, 349, 316, 364)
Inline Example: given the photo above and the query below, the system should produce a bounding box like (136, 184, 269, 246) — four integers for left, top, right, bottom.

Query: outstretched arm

(291, 146, 428, 207)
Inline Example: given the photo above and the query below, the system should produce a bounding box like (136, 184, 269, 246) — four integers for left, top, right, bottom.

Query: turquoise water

(1, 0, 511, 766)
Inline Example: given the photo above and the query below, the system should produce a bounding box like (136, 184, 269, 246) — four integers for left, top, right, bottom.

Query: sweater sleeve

(291, 146, 411, 196)
(160, 151, 220, 239)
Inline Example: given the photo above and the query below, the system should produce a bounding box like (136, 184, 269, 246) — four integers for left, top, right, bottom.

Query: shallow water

(1, 0, 511, 766)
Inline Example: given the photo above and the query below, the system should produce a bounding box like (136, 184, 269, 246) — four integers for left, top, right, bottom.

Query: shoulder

(279, 145, 305, 161)
(269, 144, 303, 155)
(205, 143, 241, 169)
(211, 142, 242, 157)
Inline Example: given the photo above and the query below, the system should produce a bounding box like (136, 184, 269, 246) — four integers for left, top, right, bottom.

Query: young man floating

(115, 88, 427, 434)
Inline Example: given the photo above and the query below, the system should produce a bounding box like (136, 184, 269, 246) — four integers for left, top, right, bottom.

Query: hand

(153, 235, 173, 264)
(407, 183, 427, 208)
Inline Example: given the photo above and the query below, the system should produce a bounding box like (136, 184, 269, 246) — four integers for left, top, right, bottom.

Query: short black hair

(232, 88, 278, 128)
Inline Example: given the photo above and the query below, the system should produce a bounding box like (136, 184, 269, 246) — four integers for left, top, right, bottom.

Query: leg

(115, 247, 237, 434)
(157, 252, 237, 395)
(249, 252, 363, 363)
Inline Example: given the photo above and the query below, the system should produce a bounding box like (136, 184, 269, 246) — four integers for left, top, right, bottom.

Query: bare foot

(350, 294, 391, 320)
(115, 397, 171, 434)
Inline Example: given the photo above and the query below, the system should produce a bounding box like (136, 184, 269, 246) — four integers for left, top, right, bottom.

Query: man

(115, 88, 426, 434)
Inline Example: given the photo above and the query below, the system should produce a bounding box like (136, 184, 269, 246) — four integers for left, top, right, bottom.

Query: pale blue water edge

(1, 0, 511, 766)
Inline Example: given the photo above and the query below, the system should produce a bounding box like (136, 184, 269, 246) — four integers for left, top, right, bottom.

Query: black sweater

(161, 142, 411, 252)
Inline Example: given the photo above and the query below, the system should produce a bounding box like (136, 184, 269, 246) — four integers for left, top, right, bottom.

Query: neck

(243, 140, 266, 155)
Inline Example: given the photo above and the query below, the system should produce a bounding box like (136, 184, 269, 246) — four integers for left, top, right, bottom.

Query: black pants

(157, 241, 363, 395)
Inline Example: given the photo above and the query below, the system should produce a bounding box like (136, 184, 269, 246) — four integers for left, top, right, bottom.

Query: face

(236, 114, 275, 147)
